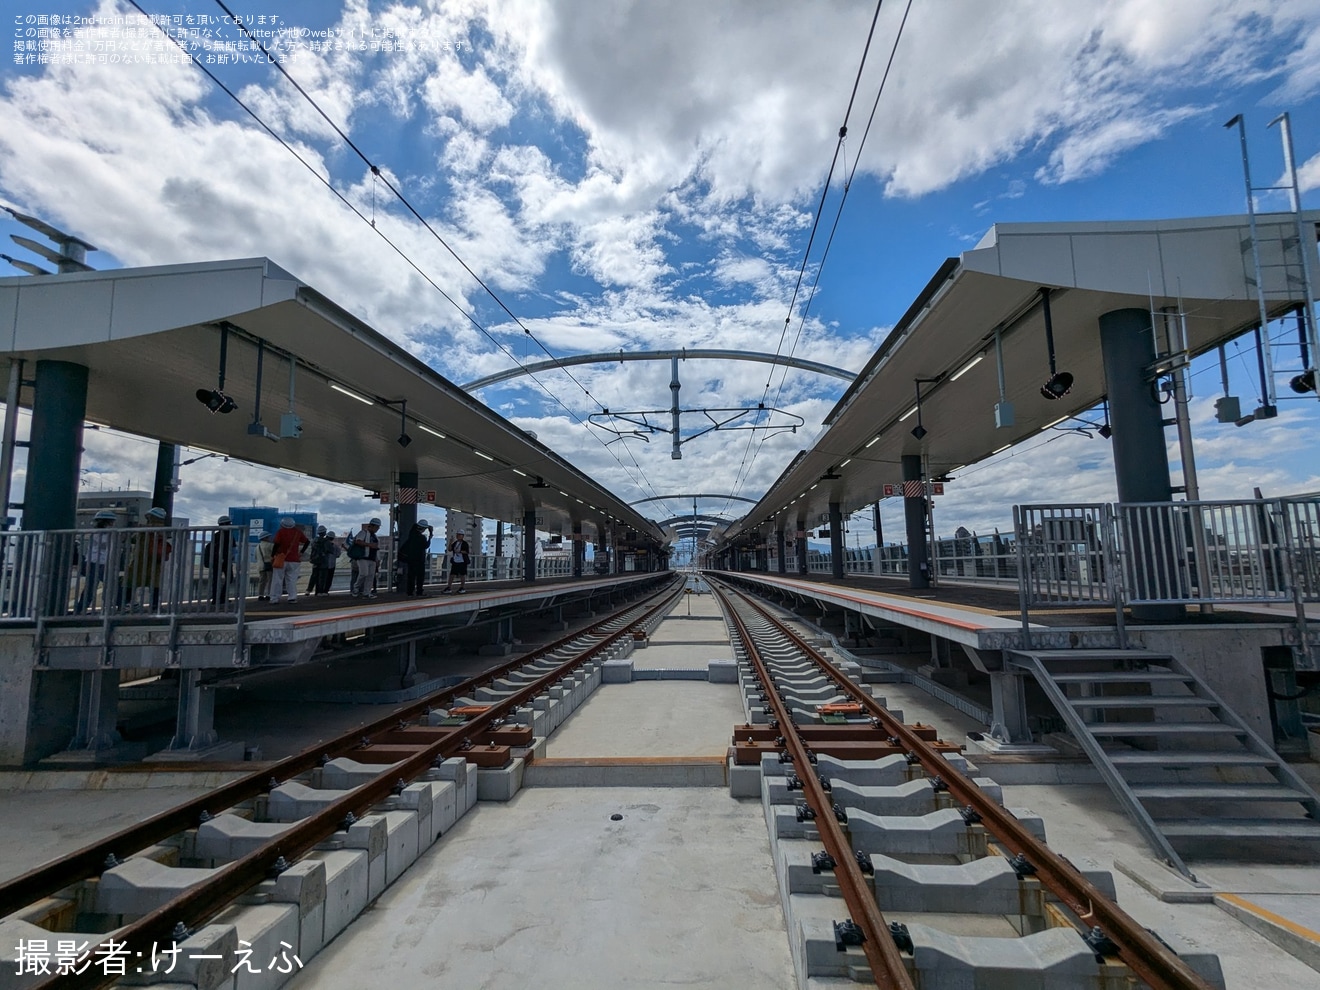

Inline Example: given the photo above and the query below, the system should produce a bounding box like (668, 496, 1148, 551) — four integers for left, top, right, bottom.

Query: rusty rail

(11, 576, 684, 990)
(710, 576, 1214, 990)
(713, 583, 916, 989)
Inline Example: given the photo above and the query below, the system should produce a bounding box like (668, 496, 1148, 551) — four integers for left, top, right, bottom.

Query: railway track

(1, 575, 682, 989)
(709, 575, 1222, 990)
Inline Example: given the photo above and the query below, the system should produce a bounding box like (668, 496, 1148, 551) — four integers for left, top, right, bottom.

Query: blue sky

(2, 0, 1320, 549)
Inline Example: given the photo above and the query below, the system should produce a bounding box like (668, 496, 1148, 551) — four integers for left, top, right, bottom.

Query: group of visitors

(68, 510, 473, 615)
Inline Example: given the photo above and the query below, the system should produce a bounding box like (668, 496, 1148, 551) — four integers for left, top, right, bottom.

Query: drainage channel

(709, 576, 1224, 990)
(0, 576, 683, 990)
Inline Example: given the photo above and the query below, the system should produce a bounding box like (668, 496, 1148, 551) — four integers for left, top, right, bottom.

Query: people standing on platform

(271, 517, 310, 603)
(350, 517, 381, 599)
(75, 510, 116, 614)
(399, 519, 433, 597)
(206, 515, 235, 608)
(255, 531, 275, 601)
(441, 530, 471, 595)
(316, 531, 341, 595)
(306, 525, 330, 596)
(124, 506, 172, 611)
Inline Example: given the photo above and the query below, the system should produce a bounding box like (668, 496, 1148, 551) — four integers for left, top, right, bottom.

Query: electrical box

(994, 400, 1015, 429)
(279, 413, 303, 438)
(1214, 396, 1241, 423)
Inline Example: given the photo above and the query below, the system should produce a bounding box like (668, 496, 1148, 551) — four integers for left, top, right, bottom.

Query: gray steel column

(776, 530, 786, 574)
(523, 508, 537, 582)
(25, 360, 88, 531)
(902, 454, 929, 589)
(0, 359, 23, 529)
(1099, 308, 1180, 621)
(797, 524, 808, 575)
(396, 471, 418, 534)
(1100, 309, 1173, 503)
(495, 519, 504, 557)
(572, 522, 584, 577)
(151, 442, 176, 520)
(829, 502, 844, 580)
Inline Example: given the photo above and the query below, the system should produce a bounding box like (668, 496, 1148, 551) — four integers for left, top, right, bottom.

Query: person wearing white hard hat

(350, 518, 382, 599)
(124, 506, 172, 610)
(398, 519, 434, 596)
(75, 509, 117, 614)
(271, 517, 311, 604)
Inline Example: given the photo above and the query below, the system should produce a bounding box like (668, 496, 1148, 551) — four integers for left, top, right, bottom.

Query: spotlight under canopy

(195, 388, 237, 414)
(1290, 369, 1316, 394)
(1039, 371, 1074, 400)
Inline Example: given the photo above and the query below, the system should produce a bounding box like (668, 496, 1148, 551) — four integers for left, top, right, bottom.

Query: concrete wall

(1132, 625, 1293, 739)
(0, 633, 82, 766)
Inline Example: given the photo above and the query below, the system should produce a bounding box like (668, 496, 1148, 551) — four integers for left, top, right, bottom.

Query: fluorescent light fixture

(576, 499, 584, 504)
(472, 449, 495, 461)
(800, 492, 809, 498)
(899, 404, 919, 421)
(865, 436, 881, 448)
(1043, 416, 1069, 429)
(512, 469, 527, 477)
(558, 490, 569, 496)
(418, 424, 446, 438)
(810, 483, 819, 490)
(330, 383, 372, 405)
(839, 458, 852, 467)
(950, 355, 983, 381)
(992, 443, 1011, 455)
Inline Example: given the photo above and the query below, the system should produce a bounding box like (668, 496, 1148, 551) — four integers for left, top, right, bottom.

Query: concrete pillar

(902, 454, 929, 589)
(829, 502, 844, 580)
(151, 443, 176, 520)
(989, 672, 1032, 744)
(777, 530, 787, 574)
(1099, 308, 1180, 621)
(169, 670, 218, 751)
(25, 360, 88, 531)
(572, 522, 583, 578)
(523, 509, 537, 583)
(70, 669, 121, 752)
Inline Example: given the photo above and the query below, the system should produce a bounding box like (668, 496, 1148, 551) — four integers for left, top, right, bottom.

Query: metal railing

(1016, 497, 1320, 656)
(0, 525, 252, 624)
(797, 537, 1019, 583)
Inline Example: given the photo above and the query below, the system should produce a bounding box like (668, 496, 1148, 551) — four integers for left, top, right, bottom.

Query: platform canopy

(718, 211, 1320, 545)
(0, 257, 665, 546)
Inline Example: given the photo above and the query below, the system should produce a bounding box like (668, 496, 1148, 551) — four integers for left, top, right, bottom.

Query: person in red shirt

(271, 517, 311, 604)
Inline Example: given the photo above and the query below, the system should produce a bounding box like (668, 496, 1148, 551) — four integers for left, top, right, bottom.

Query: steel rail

(3, 575, 677, 918)
(712, 583, 915, 989)
(32, 576, 686, 990)
(712, 577, 1214, 990)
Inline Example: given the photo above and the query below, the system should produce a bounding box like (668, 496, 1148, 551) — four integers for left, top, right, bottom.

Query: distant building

(76, 491, 188, 528)
(445, 510, 482, 549)
(225, 506, 317, 540)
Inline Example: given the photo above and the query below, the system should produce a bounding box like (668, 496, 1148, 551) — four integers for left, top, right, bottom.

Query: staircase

(1008, 649, 1320, 880)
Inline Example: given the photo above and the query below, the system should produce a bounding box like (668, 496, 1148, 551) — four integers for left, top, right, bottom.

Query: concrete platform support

(70, 668, 121, 752)
(902, 453, 929, 589)
(168, 669, 218, 752)
(989, 669, 1032, 744)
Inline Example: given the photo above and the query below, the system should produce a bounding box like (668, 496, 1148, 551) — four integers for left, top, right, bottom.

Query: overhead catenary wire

(720, 0, 895, 516)
(127, 1, 673, 516)
(205, 0, 677, 520)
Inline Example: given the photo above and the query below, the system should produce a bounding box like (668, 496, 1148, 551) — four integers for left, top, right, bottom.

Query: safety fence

(1014, 496, 1320, 652)
(0, 525, 251, 623)
(0, 528, 644, 625)
(790, 534, 1019, 583)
